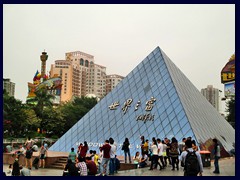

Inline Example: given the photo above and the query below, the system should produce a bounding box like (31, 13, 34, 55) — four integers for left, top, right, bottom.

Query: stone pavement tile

(113, 157, 235, 176)
(3, 157, 235, 176)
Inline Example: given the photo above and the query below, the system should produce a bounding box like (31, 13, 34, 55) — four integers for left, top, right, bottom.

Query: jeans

(109, 158, 116, 174)
(150, 155, 158, 169)
(214, 156, 220, 173)
(124, 150, 131, 163)
(100, 158, 110, 174)
(170, 156, 179, 170)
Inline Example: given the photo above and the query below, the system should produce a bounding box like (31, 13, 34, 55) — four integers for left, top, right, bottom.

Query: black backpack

(184, 150, 200, 176)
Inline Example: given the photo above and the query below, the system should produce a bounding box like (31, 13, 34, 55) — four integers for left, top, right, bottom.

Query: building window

(85, 60, 89, 67)
(80, 58, 84, 65)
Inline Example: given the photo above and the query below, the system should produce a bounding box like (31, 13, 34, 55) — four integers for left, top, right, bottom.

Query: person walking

(149, 139, 158, 170)
(164, 138, 172, 166)
(25, 146, 33, 170)
(99, 140, 111, 175)
(109, 137, 117, 175)
(25, 137, 34, 149)
(157, 138, 165, 170)
(212, 138, 221, 174)
(169, 137, 179, 171)
(122, 138, 131, 163)
(179, 139, 203, 176)
(39, 145, 47, 168)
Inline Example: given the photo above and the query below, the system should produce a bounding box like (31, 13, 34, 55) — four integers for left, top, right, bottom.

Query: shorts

(40, 154, 45, 159)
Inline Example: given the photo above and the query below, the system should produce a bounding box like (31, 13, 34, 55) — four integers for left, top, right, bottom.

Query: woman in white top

(157, 138, 165, 169)
(149, 139, 159, 170)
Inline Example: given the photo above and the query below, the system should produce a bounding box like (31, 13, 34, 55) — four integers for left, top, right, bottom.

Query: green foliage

(23, 108, 41, 132)
(225, 98, 235, 129)
(42, 107, 65, 137)
(4, 88, 97, 139)
(59, 96, 97, 134)
(3, 90, 27, 137)
(26, 85, 55, 118)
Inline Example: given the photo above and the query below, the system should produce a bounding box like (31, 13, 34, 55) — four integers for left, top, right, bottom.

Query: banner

(224, 82, 235, 97)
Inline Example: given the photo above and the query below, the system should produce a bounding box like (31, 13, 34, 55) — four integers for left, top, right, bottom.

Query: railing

(3, 138, 26, 144)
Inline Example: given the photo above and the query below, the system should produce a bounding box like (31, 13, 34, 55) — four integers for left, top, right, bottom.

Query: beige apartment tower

(50, 60, 73, 102)
(106, 74, 124, 94)
(50, 51, 109, 102)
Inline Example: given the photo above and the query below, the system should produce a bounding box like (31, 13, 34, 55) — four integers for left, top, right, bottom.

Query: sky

(3, 4, 235, 113)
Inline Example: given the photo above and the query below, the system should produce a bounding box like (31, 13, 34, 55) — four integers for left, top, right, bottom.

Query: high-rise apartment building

(88, 63, 107, 98)
(50, 60, 73, 102)
(106, 74, 124, 94)
(201, 85, 219, 112)
(50, 51, 109, 102)
(3, 78, 15, 97)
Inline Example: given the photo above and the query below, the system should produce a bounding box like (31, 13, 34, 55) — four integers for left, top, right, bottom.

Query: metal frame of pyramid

(49, 47, 235, 156)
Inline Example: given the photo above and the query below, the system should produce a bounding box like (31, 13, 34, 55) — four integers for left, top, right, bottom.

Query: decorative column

(40, 51, 48, 81)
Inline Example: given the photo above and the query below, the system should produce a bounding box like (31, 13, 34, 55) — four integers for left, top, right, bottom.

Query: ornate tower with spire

(40, 51, 48, 81)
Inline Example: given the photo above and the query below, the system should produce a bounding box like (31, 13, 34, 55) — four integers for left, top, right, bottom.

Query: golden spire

(229, 54, 235, 61)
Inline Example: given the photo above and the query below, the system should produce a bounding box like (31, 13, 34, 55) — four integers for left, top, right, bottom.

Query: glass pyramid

(49, 47, 235, 155)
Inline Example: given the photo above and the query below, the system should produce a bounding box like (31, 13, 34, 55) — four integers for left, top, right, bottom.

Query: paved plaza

(3, 157, 235, 176)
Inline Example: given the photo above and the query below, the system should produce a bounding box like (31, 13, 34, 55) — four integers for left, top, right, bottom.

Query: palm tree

(26, 85, 55, 133)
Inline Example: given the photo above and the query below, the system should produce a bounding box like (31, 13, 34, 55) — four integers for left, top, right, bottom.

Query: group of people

(6, 137, 48, 176)
(6, 135, 221, 176)
(123, 135, 221, 176)
(65, 138, 120, 176)
(65, 136, 221, 176)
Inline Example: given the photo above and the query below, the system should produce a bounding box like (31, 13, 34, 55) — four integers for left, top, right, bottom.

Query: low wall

(3, 153, 61, 168)
(4, 152, 144, 171)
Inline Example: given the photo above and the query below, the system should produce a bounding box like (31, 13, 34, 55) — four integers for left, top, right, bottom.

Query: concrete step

(49, 164, 65, 169)
(58, 159, 67, 163)
(47, 157, 68, 169)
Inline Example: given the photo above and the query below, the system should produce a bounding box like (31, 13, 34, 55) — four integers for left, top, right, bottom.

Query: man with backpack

(179, 139, 203, 176)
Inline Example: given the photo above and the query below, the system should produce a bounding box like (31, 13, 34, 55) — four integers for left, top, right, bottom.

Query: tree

(26, 85, 55, 133)
(22, 108, 41, 134)
(225, 98, 235, 129)
(59, 96, 97, 133)
(3, 90, 27, 137)
(42, 107, 65, 137)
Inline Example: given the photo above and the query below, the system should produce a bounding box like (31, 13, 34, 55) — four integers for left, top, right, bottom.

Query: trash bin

(200, 151, 211, 167)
